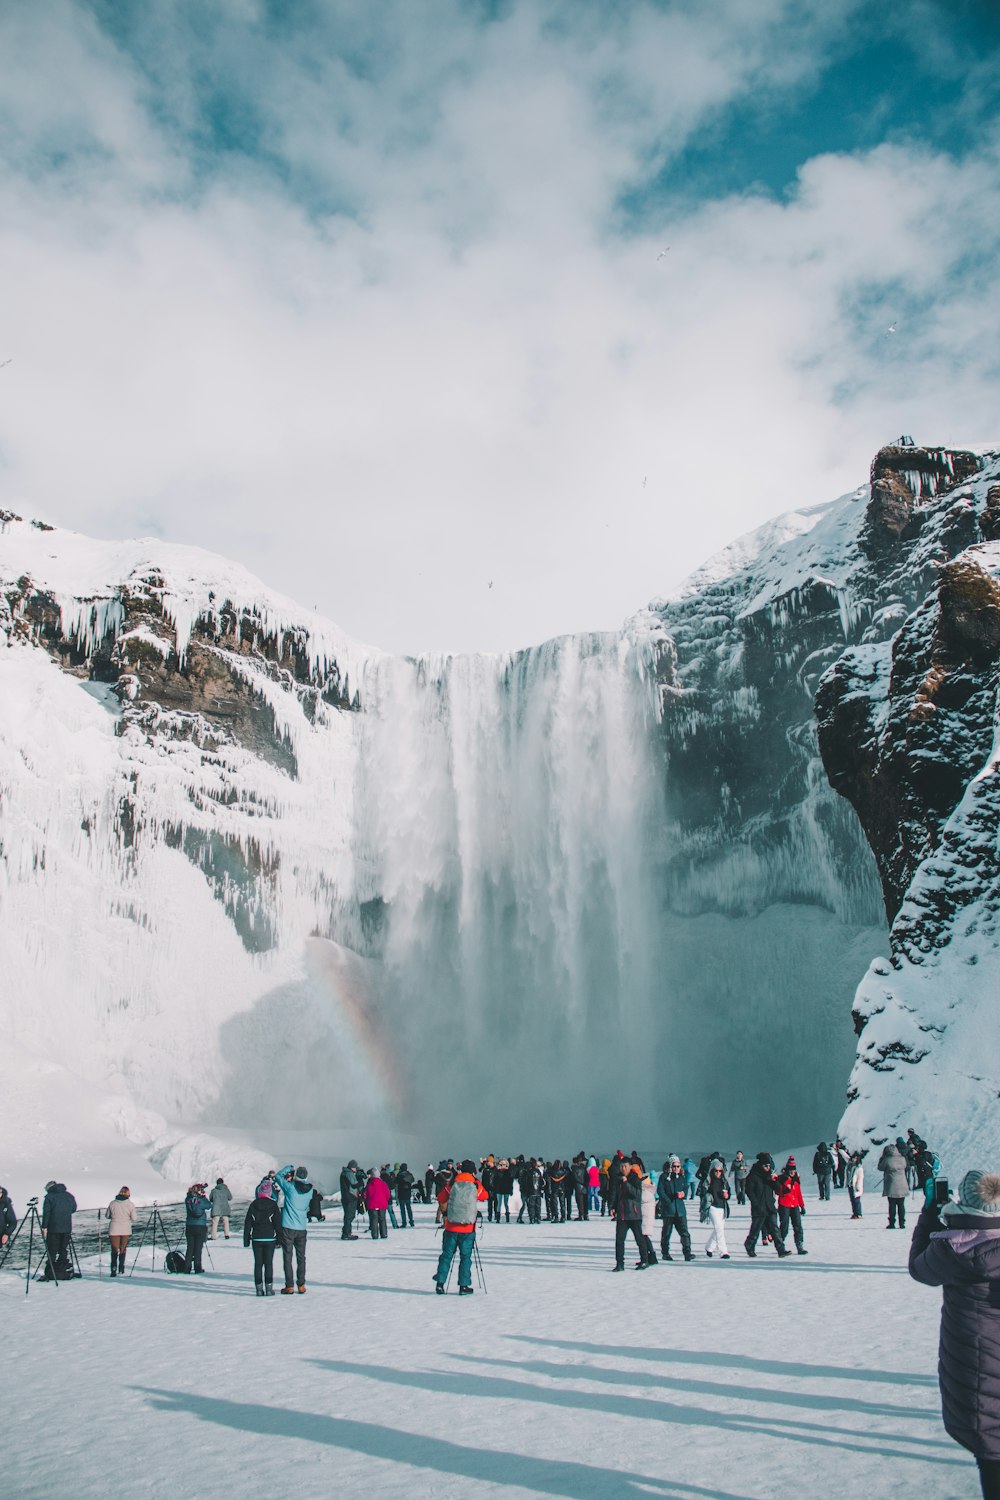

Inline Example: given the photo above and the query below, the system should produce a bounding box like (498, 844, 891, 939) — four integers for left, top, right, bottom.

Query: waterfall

(352, 627, 668, 1143)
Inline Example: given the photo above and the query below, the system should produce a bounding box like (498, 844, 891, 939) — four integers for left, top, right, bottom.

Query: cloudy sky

(1, 0, 999, 653)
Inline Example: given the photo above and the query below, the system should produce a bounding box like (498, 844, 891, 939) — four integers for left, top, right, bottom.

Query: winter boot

(459, 1285, 474, 1295)
(280, 1285, 295, 1294)
(256, 1284, 265, 1296)
(110, 1250, 117, 1277)
(265, 1283, 275, 1296)
(297, 1284, 307, 1294)
(118, 1252, 126, 1275)
(435, 1281, 445, 1294)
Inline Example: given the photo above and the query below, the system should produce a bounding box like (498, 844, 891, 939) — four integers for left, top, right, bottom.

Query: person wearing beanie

(612, 1160, 652, 1271)
(910, 1169, 1000, 1497)
(433, 1160, 488, 1294)
(364, 1169, 391, 1240)
(730, 1151, 750, 1205)
(276, 1163, 312, 1293)
(105, 1186, 136, 1277)
(657, 1157, 694, 1261)
(812, 1142, 835, 1201)
(182, 1183, 211, 1274)
(848, 1151, 865, 1219)
(776, 1159, 808, 1255)
(743, 1154, 789, 1259)
(339, 1160, 361, 1241)
(244, 1182, 282, 1295)
(877, 1139, 909, 1228)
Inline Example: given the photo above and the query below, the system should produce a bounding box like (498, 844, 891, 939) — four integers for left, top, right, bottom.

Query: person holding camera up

(277, 1164, 313, 1293)
(910, 1169, 1000, 1498)
(184, 1183, 211, 1273)
(209, 1177, 232, 1239)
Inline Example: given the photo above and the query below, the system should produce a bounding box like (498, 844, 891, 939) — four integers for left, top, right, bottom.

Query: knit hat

(669, 1155, 681, 1166)
(45, 1180, 57, 1192)
(756, 1152, 771, 1165)
(786, 1157, 796, 1168)
(710, 1158, 724, 1172)
(256, 1183, 272, 1198)
(295, 1166, 308, 1179)
(940, 1169, 1000, 1223)
(461, 1159, 476, 1174)
(347, 1159, 358, 1170)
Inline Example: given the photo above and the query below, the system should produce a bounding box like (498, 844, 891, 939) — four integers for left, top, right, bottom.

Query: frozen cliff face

(814, 447, 1000, 1165)
(3, 440, 996, 1187)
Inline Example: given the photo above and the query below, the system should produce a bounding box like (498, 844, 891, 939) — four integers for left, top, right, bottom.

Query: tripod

(128, 1204, 174, 1275)
(472, 1234, 488, 1294)
(0, 1198, 79, 1295)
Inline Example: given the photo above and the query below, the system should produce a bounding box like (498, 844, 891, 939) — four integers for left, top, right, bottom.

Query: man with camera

(41, 1180, 78, 1279)
(277, 1164, 313, 1293)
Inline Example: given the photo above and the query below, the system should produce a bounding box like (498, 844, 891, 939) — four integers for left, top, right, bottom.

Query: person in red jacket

(433, 1160, 488, 1295)
(776, 1157, 808, 1255)
(364, 1169, 391, 1240)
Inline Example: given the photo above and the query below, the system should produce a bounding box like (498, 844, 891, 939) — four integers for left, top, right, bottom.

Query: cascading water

(352, 625, 669, 1143)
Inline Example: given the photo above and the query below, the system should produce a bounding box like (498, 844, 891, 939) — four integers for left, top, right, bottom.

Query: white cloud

(0, 2, 997, 652)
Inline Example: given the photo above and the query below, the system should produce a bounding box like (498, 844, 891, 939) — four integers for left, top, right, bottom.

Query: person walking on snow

(683, 1158, 698, 1200)
(613, 1161, 650, 1271)
(587, 1157, 601, 1215)
(277, 1164, 312, 1293)
(703, 1160, 731, 1259)
(878, 1140, 909, 1229)
(776, 1158, 808, 1254)
(909, 1168, 1000, 1499)
(813, 1143, 835, 1201)
(340, 1160, 361, 1240)
(657, 1157, 694, 1260)
(106, 1186, 136, 1277)
(744, 1154, 789, 1259)
(396, 1164, 415, 1227)
(731, 1151, 749, 1205)
(433, 1160, 488, 1295)
(244, 1180, 282, 1295)
(210, 1177, 232, 1239)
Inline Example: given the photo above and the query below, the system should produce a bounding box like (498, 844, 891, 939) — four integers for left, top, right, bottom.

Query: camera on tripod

(27, 1196, 38, 1206)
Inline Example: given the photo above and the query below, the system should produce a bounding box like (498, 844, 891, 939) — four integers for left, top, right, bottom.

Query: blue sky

(1, 0, 998, 652)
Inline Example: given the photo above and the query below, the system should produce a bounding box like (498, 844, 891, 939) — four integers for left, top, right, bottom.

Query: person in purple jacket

(909, 1168, 1000, 1498)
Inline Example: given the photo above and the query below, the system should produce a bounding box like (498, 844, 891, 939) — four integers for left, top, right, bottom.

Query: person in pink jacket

(106, 1187, 136, 1277)
(364, 1169, 391, 1240)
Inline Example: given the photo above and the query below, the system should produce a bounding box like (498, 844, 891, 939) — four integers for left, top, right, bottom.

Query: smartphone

(933, 1178, 950, 1205)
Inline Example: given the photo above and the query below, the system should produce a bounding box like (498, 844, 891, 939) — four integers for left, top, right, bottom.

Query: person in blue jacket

(277, 1164, 312, 1293)
(683, 1158, 698, 1200)
(184, 1183, 211, 1273)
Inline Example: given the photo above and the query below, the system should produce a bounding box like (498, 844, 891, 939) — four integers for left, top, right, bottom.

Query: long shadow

(308, 1359, 962, 1467)
(134, 1387, 752, 1499)
(451, 1354, 940, 1427)
(509, 1337, 937, 1388)
(326, 1282, 429, 1297)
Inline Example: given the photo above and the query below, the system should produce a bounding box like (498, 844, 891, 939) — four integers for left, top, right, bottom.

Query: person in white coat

(106, 1187, 136, 1277)
(848, 1152, 865, 1219)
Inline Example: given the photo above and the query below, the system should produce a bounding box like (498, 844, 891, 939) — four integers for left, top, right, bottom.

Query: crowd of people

(3, 1128, 999, 1496)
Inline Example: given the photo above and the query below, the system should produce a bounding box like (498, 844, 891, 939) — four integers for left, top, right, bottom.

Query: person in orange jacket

(776, 1157, 808, 1255)
(433, 1159, 488, 1295)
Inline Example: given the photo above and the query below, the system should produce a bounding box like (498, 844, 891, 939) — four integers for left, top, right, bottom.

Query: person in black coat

(572, 1156, 589, 1221)
(613, 1163, 650, 1270)
(396, 1164, 415, 1227)
(0, 1186, 16, 1246)
(340, 1160, 360, 1240)
(743, 1154, 789, 1259)
(41, 1181, 78, 1279)
(244, 1182, 283, 1294)
(910, 1169, 1000, 1499)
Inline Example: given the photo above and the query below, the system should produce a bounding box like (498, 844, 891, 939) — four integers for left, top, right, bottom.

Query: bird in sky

(657, 246, 671, 260)
(885, 322, 897, 336)
(0, 358, 11, 368)
(488, 580, 493, 590)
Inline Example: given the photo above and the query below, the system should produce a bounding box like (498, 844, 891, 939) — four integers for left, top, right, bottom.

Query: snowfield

(3, 1191, 975, 1499)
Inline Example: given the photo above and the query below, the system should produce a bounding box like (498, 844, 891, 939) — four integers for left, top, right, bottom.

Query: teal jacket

(277, 1166, 312, 1230)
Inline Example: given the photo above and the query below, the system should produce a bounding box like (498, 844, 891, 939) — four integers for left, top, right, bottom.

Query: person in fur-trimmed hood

(909, 1169, 1000, 1498)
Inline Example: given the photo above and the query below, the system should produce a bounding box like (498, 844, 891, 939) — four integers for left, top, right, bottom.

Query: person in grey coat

(878, 1140, 910, 1228)
(210, 1178, 233, 1239)
(909, 1169, 1000, 1499)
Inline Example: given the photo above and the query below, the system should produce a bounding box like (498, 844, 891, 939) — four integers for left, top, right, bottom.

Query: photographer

(41, 1180, 77, 1280)
(909, 1170, 1000, 1498)
(183, 1183, 211, 1273)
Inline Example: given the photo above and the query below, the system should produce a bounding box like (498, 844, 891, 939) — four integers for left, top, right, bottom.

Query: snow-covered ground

(3, 1189, 975, 1498)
